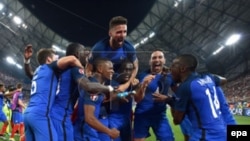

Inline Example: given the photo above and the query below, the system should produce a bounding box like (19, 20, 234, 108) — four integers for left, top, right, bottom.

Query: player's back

(187, 75, 226, 140)
(25, 64, 58, 116)
(51, 68, 78, 121)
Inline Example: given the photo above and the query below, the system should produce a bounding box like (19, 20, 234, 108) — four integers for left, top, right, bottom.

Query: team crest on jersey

(79, 68, 84, 74)
(90, 94, 98, 101)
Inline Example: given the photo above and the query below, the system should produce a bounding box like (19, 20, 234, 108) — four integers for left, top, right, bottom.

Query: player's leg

(133, 114, 151, 141)
(151, 115, 174, 141)
(24, 112, 58, 141)
(52, 118, 74, 141)
(10, 111, 21, 139)
(0, 111, 9, 136)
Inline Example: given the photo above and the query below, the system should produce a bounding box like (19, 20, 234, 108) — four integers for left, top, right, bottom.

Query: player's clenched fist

(108, 128, 120, 139)
(24, 44, 33, 61)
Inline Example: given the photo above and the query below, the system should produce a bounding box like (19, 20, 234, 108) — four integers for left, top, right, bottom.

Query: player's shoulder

(92, 37, 109, 50)
(123, 40, 135, 50)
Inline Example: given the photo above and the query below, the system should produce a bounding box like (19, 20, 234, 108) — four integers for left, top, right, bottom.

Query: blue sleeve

(88, 41, 105, 64)
(211, 74, 221, 86)
(18, 93, 23, 100)
(124, 41, 137, 62)
(71, 67, 85, 82)
(216, 87, 237, 125)
(174, 83, 191, 112)
(48, 61, 61, 73)
(83, 93, 97, 106)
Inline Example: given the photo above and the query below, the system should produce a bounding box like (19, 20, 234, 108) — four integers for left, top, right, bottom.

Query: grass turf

(0, 111, 249, 141)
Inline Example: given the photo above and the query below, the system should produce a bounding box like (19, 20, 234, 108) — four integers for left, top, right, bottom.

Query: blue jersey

(216, 87, 237, 125)
(200, 73, 236, 125)
(135, 71, 173, 115)
(51, 67, 84, 121)
(25, 62, 59, 116)
(89, 37, 137, 72)
(82, 77, 105, 138)
(0, 92, 4, 109)
(174, 73, 226, 140)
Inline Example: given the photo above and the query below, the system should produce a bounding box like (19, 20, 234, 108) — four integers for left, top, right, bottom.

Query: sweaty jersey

(25, 62, 60, 116)
(50, 67, 85, 121)
(135, 70, 173, 115)
(174, 73, 226, 139)
(89, 37, 137, 72)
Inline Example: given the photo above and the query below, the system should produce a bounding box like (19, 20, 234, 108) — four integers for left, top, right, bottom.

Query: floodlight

(16, 64, 22, 69)
(134, 43, 140, 48)
(52, 44, 65, 53)
(225, 34, 241, 46)
(6, 56, 16, 65)
(149, 32, 155, 38)
(0, 3, 4, 11)
(212, 46, 225, 55)
(13, 16, 22, 24)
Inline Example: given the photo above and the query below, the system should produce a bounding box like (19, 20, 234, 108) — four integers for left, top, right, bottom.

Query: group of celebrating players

(1, 16, 236, 141)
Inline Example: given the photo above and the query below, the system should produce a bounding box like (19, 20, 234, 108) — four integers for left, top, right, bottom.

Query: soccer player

(170, 54, 226, 141)
(24, 44, 114, 141)
(50, 43, 115, 141)
(86, 16, 138, 92)
(23, 48, 83, 141)
(200, 73, 237, 125)
(9, 83, 26, 141)
(75, 58, 120, 141)
(107, 59, 139, 141)
(133, 50, 174, 141)
(0, 83, 9, 138)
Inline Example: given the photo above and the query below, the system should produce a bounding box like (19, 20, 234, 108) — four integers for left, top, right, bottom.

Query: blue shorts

(73, 119, 85, 141)
(98, 117, 111, 141)
(23, 112, 58, 141)
(52, 118, 73, 141)
(190, 128, 226, 141)
(82, 117, 110, 141)
(133, 114, 174, 141)
(109, 116, 132, 141)
(0, 111, 7, 122)
(180, 116, 192, 136)
(12, 111, 23, 124)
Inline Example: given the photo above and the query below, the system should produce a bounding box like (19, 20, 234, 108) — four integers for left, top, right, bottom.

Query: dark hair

(66, 43, 85, 56)
(178, 54, 198, 71)
(0, 83, 4, 88)
(152, 48, 165, 53)
(16, 83, 22, 89)
(36, 48, 55, 65)
(118, 59, 134, 73)
(109, 16, 127, 29)
(92, 58, 111, 73)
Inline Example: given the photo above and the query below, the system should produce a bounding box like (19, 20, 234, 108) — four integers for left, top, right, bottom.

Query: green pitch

(145, 111, 250, 141)
(0, 111, 249, 141)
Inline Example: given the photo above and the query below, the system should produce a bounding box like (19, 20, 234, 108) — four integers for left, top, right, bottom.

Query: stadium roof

(0, 0, 250, 81)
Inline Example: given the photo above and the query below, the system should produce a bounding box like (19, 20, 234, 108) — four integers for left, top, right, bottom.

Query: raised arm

(77, 76, 112, 94)
(57, 55, 83, 70)
(23, 44, 34, 80)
